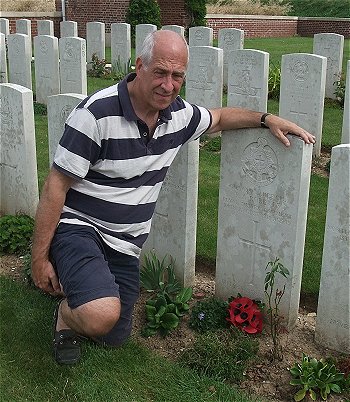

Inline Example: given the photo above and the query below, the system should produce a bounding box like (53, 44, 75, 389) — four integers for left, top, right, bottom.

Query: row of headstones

(0, 17, 346, 99)
(1, 48, 349, 352)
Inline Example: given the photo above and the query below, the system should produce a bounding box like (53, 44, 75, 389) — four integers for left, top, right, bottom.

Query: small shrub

(0, 215, 34, 255)
(185, 0, 207, 27)
(189, 296, 228, 333)
(179, 328, 259, 383)
(268, 62, 281, 100)
(87, 53, 110, 78)
(333, 72, 346, 107)
(126, 0, 161, 42)
(34, 102, 47, 115)
(111, 58, 133, 82)
(201, 136, 222, 153)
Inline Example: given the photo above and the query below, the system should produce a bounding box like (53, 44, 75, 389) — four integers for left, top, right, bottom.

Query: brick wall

(297, 17, 350, 37)
(157, 0, 188, 26)
(1, 13, 61, 37)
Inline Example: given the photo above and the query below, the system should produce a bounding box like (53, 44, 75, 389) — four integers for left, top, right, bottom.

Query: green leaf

(161, 313, 179, 329)
(294, 389, 306, 401)
(290, 379, 303, 385)
(145, 305, 156, 321)
(329, 383, 342, 393)
(290, 367, 301, 376)
(309, 389, 317, 400)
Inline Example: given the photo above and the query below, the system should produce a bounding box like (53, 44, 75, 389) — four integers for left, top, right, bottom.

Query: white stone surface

(86, 21, 105, 67)
(0, 18, 10, 37)
(7, 34, 32, 90)
(135, 24, 157, 58)
(313, 33, 344, 99)
(315, 144, 350, 354)
(189, 26, 213, 47)
(161, 25, 185, 37)
(59, 37, 87, 95)
(227, 49, 269, 112)
(279, 53, 326, 157)
(0, 33, 7, 83)
(60, 20, 78, 38)
(218, 28, 244, 86)
(34, 35, 60, 104)
(37, 19, 54, 36)
(0, 83, 39, 217)
(16, 19, 31, 41)
(47, 93, 86, 165)
(111, 23, 131, 74)
(341, 60, 350, 144)
(216, 130, 313, 329)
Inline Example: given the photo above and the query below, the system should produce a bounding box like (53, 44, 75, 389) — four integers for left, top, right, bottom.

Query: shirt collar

(118, 73, 173, 122)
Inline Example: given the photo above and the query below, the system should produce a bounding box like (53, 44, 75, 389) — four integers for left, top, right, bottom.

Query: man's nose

(160, 74, 174, 91)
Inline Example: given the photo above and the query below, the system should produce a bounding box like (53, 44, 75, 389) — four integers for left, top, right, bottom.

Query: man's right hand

(32, 259, 64, 296)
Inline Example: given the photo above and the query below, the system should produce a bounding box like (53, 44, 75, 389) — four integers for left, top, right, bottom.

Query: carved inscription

(326, 225, 349, 242)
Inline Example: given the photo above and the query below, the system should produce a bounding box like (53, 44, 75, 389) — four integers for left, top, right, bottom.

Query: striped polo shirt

(53, 73, 212, 258)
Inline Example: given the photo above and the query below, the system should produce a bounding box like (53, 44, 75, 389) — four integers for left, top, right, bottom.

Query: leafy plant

(179, 327, 259, 383)
(0, 215, 34, 255)
(87, 53, 110, 78)
(111, 57, 133, 82)
(189, 296, 228, 333)
(142, 287, 193, 337)
(333, 72, 346, 107)
(268, 62, 281, 100)
(185, 0, 207, 28)
(289, 353, 349, 401)
(34, 102, 47, 115)
(126, 0, 161, 41)
(264, 257, 290, 361)
(140, 251, 182, 296)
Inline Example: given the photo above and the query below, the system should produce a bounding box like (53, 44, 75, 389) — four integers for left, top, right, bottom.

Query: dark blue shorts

(50, 223, 140, 346)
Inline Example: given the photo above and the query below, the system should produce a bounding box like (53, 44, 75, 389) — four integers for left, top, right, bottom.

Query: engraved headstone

(341, 60, 350, 144)
(135, 24, 157, 58)
(111, 23, 131, 75)
(86, 22, 105, 68)
(37, 19, 54, 36)
(0, 83, 39, 217)
(47, 93, 86, 165)
(189, 26, 213, 47)
(279, 53, 326, 157)
(315, 144, 350, 354)
(60, 20, 78, 38)
(59, 37, 87, 95)
(218, 28, 244, 86)
(313, 33, 344, 99)
(0, 18, 10, 38)
(16, 19, 31, 41)
(0, 33, 7, 83)
(34, 35, 60, 104)
(161, 25, 185, 37)
(7, 33, 32, 89)
(216, 130, 313, 329)
(227, 49, 269, 112)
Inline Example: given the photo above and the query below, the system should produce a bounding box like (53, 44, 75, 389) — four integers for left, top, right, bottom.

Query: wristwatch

(261, 113, 271, 128)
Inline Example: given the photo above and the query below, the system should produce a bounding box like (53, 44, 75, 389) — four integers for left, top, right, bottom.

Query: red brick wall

(157, 0, 188, 26)
(297, 18, 350, 37)
(5, 15, 61, 37)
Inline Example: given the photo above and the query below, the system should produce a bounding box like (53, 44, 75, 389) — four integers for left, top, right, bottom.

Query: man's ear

(135, 57, 143, 74)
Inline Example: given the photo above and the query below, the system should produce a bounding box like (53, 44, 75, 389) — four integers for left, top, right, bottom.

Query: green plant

(34, 102, 47, 115)
(126, 0, 161, 41)
(140, 251, 182, 296)
(264, 257, 290, 361)
(268, 62, 281, 100)
(289, 353, 349, 401)
(185, 0, 207, 28)
(0, 215, 34, 255)
(111, 57, 133, 82)
(189, 296, 228, 333)
(179, 327, 259, 383)
(142, 287, 193, 337)
(333, 72, 346, 107)
(87, 53, 110, 78)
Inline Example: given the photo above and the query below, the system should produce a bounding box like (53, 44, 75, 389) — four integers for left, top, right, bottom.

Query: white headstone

(86, 22, 105, 67)
(218, 28, 244, 86)
(34, 35, 60, 104)
(60, 20, 78, 38)
(279, 53, 326, 157)
(135, 24, 157, 58)
(186, 46, 223, 108)
(59, 37, 87, 95)
(0, 18, 10, 38)
(341, 61, 350, 144)
(161, 25, 185, 37)
(0, 83, 39, 217)
(47, 93, 86, 165)
(313, 33, 344, 99)
(0, 33, 7, 83)
(227, 49, 269, 112)
(315, 144, 350, 354)
(16, 19, 31, 41)
(37, 19, 54, 36)
(216, 130, 313, 329)
(7, 34, 32, 90)
(189, 26, 213, 47)
(111, 23, 131, 75)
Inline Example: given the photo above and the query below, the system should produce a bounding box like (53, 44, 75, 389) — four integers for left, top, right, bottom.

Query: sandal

(53, 299, 82, 365)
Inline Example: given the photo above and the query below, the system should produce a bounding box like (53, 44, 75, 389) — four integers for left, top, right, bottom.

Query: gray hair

(138, 31, 189, 69)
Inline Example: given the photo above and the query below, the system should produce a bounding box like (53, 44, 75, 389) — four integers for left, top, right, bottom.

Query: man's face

(135, 44, 187, 112)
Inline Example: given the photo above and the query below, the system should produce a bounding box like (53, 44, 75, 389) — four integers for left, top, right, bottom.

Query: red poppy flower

(226, 296, 263, 334)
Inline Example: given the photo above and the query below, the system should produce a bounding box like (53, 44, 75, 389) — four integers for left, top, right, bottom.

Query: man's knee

(72, 297, 121, 337)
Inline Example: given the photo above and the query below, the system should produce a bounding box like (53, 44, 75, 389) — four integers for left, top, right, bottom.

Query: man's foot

(53, 299, 82, 365)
